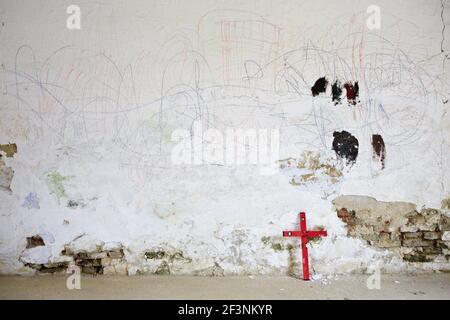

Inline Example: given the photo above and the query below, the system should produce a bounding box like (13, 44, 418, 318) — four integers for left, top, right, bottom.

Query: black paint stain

(331, 80, 342, 104)
(371, 134, 386, 169)
(311, 77, 328, 96)
(332, 131, 359, 164)
(343, 81, 359, 104)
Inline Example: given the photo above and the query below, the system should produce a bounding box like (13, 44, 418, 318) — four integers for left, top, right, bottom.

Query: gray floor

(1, 274, 449, 299)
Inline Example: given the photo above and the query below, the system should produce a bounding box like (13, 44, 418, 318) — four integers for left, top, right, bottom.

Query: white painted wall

(0, 0, 449, 275)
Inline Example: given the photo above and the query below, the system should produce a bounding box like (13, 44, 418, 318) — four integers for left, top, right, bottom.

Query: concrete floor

(1, 274, 449, 299)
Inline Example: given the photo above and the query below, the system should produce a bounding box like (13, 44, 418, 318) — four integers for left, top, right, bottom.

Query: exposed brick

(75, 258, 102, 267)
(350, 225, 377, 241)
(336, 208, 355, 223)
(82, 266, 102, 274)
(407, 212, 439, 231)
(361, 233, 382, 242)
(403, 253, 434, 262)
(101, 257, 112, 266)
(333, 195, 450, 266)
(406, 212, 426, 225)
(107, 249, 124, 259)
(377, 232, 401, 248)
(402, 238, 435, 247)
(423, 231, 441, 240)
(402, 232, 423, 239)
(400, 225, 419, 232)
(64, 248, 126, 275)
(420, 247, 443, 255)
(88, 251, 108, 259)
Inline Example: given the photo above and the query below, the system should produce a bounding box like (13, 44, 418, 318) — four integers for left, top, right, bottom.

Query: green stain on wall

(271, 243, 283, 251)
(145, 249, 192, 263)
(261, 236, 291, 252)
(260, 236, 271, 246)
(47, 170, 70, 200)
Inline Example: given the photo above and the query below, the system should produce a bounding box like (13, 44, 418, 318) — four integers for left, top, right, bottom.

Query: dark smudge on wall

(331, 80, 342, 105)
(332, 131, 359, 164)
(311, 77, 328, 96)
(343, 81, 359, 105)
(372, 134, 386, 169)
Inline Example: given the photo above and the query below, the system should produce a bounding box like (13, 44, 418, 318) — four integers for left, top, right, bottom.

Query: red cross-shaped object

(282, 212, 327, 280)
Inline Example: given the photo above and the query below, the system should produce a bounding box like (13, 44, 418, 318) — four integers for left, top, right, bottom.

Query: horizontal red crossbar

(283, 230, 327, 238)
(306, 230, 327, 237)
(282, 231, 302, 237)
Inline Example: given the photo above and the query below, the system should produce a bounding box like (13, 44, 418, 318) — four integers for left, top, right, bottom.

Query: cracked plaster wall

(0, 0, 449, 276)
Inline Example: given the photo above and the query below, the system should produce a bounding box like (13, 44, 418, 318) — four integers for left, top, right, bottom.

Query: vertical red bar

(301, 235, 309, 280)
(299, 212, 310, 280)
(299, 212, 307, 235)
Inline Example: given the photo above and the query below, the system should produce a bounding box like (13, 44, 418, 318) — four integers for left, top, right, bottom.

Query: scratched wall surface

(0, 0, 449, 275)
